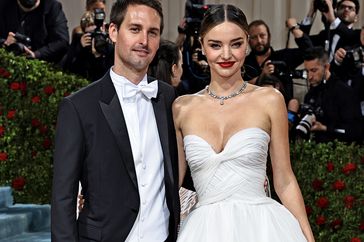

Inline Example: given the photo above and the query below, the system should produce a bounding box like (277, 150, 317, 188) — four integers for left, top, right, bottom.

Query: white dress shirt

(110, 68, 170, 242)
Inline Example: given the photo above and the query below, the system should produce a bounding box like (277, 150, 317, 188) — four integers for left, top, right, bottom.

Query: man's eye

(130, 28, 140, 33)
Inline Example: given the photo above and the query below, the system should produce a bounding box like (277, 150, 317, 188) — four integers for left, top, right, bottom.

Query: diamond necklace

(206, 81, 248, 105)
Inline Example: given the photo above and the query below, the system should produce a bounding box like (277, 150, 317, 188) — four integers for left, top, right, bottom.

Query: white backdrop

(59, 0, 363, 48)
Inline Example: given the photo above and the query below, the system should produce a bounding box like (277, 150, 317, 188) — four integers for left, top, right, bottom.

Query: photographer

(0, 0, 69, 64)
(299, 0, 360, 62)
(300, 46, 362, 143)
(61, 9, 113, 82)
(244, 20, 313, 103)
(176, 0, 211, 94)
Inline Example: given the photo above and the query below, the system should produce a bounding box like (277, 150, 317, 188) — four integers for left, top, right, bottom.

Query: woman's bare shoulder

(248, 85, 284, 104)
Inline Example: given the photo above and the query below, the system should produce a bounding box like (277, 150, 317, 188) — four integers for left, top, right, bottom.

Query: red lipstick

(218, 61, 235, 68)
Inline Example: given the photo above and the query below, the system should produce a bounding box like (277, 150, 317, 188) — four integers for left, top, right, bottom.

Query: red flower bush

(316, 215, 326, 225)
(316, 196, 329, 209)
(291, 141, 364, 241)
(0, 125, 4, 136)
(0, 49, 89, 204)
(344, 195, 355, 209)
(312, 178, 324, 191)
(12, 176, 26, 191)
(342, 162, 357, 175)
(332, 180, 345, 191)
(10, 82, 20, 90)
(351, 238, 361, 242)
(0, 152, 8, 161)
(326, 161, 334, 172)
(43, 85, 55, 95)
(7, 110, 16, 119)
(31, 96, 41, 103)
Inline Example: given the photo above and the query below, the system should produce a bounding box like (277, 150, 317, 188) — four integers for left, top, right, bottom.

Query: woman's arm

(267, 90, 315, 242)
(172, 98, 188, 188)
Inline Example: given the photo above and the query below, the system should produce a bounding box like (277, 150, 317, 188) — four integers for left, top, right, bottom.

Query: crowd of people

(0, 0, 362, 144)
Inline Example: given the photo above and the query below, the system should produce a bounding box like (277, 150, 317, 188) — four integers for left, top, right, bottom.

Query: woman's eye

(232, 42, 243, 48)
(210, 43, 221, 49)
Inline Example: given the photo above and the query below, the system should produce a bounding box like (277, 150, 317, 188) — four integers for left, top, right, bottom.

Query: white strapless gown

(177, 128, 307, 242)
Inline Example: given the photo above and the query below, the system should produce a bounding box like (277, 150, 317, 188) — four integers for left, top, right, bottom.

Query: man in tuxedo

(51, 0, 180, 241)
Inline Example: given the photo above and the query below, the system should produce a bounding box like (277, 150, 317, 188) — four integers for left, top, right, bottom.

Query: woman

(148, 39, 184, 89)
(173, 4, 314, 242)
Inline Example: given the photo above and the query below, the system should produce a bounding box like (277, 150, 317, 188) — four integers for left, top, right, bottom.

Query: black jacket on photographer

(244, 35, 312, 103)
(61, 33, 114, 82)
(303, 73, 363, 143)
(0, 0, 69, 64)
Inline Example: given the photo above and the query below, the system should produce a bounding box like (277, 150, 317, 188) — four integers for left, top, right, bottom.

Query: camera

(314, 0, 329, 12)
(185, 4, 218, 36)
(91, 8, 109, 55)
(5, 32, 32, 56)
(296, 104, 316, 137)
(289, 69, 307, 79)
(344, 46, 364, 69)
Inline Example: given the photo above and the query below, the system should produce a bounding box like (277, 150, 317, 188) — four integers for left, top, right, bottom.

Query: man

(244, 19, 312, 103)
(51, 1, 180, 241)
(301, 46, 362, 143)
(0, 0, 69, 64)
(300, 0, 360, 62)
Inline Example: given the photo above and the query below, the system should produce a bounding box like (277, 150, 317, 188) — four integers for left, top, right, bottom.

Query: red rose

(351, 238, 361, 242)
(316, 196, 329, 209)
(316, 215, 326, 225)
(312, 179, 324, 191)
(0, 126, 4, 136)
(7, 110, 16, 119)
(31, 118, 41, 128)
(63, 92, 70, 97)
(330, 219, 342, 230)
(10, 82, 20, 90)
(0, 152, 8, 161)
(39, 125, 48, 134)
(43, 138, 52, 149)
(19, 82, 26, 91)
(344, 195, 355, 209)
(305, 206, 313, 216)
(332, 180, 345, 191)
(342, 162, 357, 175)
(326, 162, 334, 172)
(43, 85, 55, 95)
(31, 96, 41, 103)
(11, 176, 25, 191)
(359, 221, 364, 231)
(0, 67, 11, 78)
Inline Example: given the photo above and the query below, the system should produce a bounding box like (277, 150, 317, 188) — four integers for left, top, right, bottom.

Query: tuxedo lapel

(99, 75, 138, 189)
(151, 84, 175, 191)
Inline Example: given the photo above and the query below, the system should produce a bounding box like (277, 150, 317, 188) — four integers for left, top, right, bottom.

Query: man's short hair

(304, 46, 329, 64)
(248, 20, 271, 39)
(109, 0, 164, 34)
(336, 0, 360, 14)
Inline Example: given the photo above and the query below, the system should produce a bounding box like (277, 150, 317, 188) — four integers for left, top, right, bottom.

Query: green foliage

(291, 140, 364, 242)
(0, 49, 89, 204)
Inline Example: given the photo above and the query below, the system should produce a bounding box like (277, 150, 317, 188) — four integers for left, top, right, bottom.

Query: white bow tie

(123, 80, 158, 100)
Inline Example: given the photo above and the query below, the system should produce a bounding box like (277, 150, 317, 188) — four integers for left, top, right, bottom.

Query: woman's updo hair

(200, 4, 248, 41)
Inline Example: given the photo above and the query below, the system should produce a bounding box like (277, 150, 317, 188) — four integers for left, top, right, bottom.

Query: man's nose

(139, 31, 148, 46)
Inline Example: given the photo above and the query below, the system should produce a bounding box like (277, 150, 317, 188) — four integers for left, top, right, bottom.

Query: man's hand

(334, 48, 346, 64)
(262, 60, 275, 76)
(311, 118, 328, 132)
(80, 33, 92, 48)
(322, 0, 336, 23)
(23, 46, 36, 59)
(4, 32, 16, 46)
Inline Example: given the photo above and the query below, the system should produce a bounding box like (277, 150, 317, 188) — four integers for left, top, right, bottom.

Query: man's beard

(251, 44, 270, 56)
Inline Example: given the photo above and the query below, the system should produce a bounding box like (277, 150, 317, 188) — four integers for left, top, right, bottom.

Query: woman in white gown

(173, 4, 315, 242)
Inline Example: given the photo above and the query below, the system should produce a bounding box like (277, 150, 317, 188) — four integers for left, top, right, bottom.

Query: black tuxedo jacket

(51, 72, 180, 242)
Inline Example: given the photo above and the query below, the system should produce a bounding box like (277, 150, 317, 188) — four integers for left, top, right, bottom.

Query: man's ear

(171, 63, 177, 77)
(108, 23, 118, 43)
